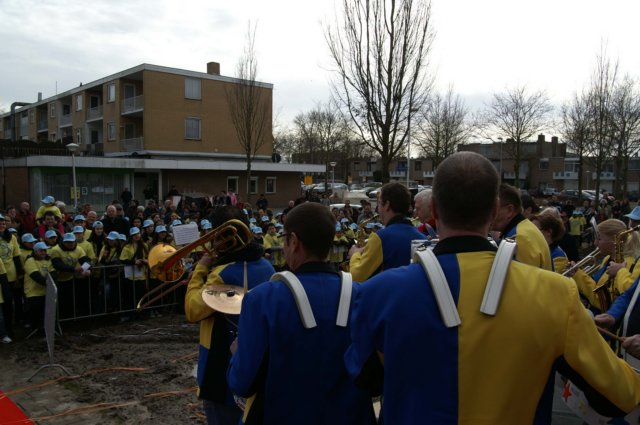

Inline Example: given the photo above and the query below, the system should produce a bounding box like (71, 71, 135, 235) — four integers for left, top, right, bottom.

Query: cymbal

(202, 284, 246, 314)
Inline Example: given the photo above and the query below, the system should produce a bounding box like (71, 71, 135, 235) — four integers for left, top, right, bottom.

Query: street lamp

(66, 143, 79, 211)
(330, 161, 337, 190)
(497, 137, 503, 178)
(407, 108, 419, 187)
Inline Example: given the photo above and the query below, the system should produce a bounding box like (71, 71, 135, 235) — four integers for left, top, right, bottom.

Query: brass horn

(137, 219, 252, 310)
(562, 248, 600, 277)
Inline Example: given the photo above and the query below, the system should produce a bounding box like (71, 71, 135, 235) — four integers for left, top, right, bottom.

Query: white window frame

(185, 77, 202, 100)
(50, 103, 56, 118)
(107, 83, 116, 103)
(76, 128, 82, 144)
(107, 122, 116, 141)
(227, 176, 239, 194)
(50, 132, 57, 142)
(185, 117, 201, 140)
(265, 177, 277, 194)
(29, 109, 35, 124)
(249, 176, 258, 194)
(76, 94, 83, 111)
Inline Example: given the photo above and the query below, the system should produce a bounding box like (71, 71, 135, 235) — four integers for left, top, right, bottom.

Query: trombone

(562, 248, 601, 277)
(137, 219, 252, 310)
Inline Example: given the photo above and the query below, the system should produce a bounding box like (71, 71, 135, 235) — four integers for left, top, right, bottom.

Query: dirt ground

(0, 313, 204, 424)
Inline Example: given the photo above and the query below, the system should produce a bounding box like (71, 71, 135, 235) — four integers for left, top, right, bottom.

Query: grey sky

(2, 0, 640, 128)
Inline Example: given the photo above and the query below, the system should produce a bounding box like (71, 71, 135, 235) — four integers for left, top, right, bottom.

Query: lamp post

(66, 143, 79, 211)
(497, 137, 503, 179)
(407, 108, 419, 187)
(330, 161, 337, 190)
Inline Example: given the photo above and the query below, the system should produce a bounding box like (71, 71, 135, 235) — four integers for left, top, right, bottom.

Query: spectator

(16, 202, 36, 236)
(121, 188, 133, 210)
(102, 205, 130, 236)
(36, 211, 65, 241)
(256, 193, 268, 211)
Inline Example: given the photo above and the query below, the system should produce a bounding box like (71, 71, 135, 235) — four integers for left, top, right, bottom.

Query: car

(368, 188, 382, 199)
(313, 183, 349, 193)
(329, 203, 363, 212)
(542, 187, 556, 197)
(349, 183, 364, 191)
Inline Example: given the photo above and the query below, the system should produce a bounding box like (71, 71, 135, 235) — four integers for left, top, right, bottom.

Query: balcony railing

(120, 137, 144, 152)
(390, 170, 406, 178)
(122, 95, 144, 114)
(87, 105, 103, 121)
(358, 171, 373, 177)
(503, 171, 527, 179)
(59, 114, 72, 127)
(37, 119, 48, 132)
(553, 171, 579, 180)
(422, 171, 435, 178)
(593, 171, 615, 181)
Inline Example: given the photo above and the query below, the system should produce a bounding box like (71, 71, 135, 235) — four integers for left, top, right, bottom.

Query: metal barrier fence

(55, 264, 182, 323)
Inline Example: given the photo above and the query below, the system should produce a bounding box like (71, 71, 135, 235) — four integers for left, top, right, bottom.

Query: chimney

(551, 136, 558, 157)
(37, 92, 42, 102)
(537, 134, 545, 143)
(207, 62, 220, 75)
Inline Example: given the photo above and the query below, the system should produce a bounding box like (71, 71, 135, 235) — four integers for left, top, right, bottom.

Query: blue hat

(275, 223, 284, 228)
(22, 233, 37, 243)
(118, 233, 127, 241)
(129, 227, 140, 236)
(202, 222, 212, 230)
(72, 226, 84, 233)
(253, 227, 263, 235)
(124, 216, 130, 222)
(249, 218, 256, 223)
(261, 215, 269, 222)
(41, 195, 55, 204)
(375, 223, 384, 229)
(45, 230, 57, 239)
(8, 228, 17, 234)
(340, 218, 349, 223)
(33, 242, 48, 251)
(365, 223, 376, 229)
(73, 214, 85, 222)
(275, 212, 283, 217)
(106, 231, 120, 240)
(93, 220, 103, 228)
(171, 219, 182, 227)
(350, 223, 358, 231)
(155, 225, 167, 233)
(242, 209, 248, 215)
(143, 219, 154, 228)
(62, 233, 76, 243)
(335, 223, 343, 232)
(626, 206, 640, 221)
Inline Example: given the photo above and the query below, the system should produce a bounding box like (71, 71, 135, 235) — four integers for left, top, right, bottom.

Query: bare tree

(226, 24, 271, 202)
(609, 75, 640, 197)
(325, 0, 434, 182)
(562, 90, 594, 200)
(415, 86, 473, 168)
(479, 86, 553, 188)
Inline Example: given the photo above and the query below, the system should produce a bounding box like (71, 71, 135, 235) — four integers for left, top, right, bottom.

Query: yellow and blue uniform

(263, 233, 285, 270)
(502, 214, 552, 270)
(349, 216, 427, 282)
(345, 236, 640, 424)
(185, 243, 274, 413)
(550, 243, 568, 273)
(573, 254, 636, 312)
(227, 262, 375, 425)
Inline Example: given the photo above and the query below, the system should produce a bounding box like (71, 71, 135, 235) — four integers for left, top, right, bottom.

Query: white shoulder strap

(271, 271, 317, 329)
(336, 272, 353, 327)
(480, 239, 516, 316)
(414, 249, 461, 328)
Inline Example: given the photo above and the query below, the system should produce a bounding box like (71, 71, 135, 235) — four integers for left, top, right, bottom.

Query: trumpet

(137, 219, 252, 310)
(562, 248, 600, 277)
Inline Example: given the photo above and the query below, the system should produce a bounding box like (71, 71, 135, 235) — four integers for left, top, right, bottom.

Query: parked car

(542, 187, 557, 197)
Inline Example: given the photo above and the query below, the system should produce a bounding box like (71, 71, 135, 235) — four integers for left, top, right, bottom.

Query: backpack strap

(336, 272, 352, 327)
(414, 249, 461, 328)
(480, 239, 516, 316)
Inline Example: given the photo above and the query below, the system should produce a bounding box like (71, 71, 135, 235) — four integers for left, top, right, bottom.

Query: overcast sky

(2, 0, 640, 130)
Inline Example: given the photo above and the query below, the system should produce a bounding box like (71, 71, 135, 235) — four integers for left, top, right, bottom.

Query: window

(63, 104, 70, 115)
(265, 177, 277, 194)
(185, 78, 202, 100)
(50, 132, 56, 142)
(29, 110, 35, 124)
(107, 83, 116, 103)
(185, 117, 201, 140)
(76, 128, 82, 144)
(414, 161, 422, 171)
(353, 161, 360, 171)
(539, 159, 549, 170)
(107, 122, 116, 141)
(50, 104, 56, 118)
(227, 176, 239, 193)
(76, 94, 83, 111)
(249, 177, 258, 194)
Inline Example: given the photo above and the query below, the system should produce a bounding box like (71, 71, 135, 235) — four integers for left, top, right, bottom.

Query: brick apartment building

(0, 62, 323, 209)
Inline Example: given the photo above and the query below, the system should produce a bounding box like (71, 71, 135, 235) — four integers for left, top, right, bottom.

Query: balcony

(120, 137, 144, 152)
(503, 170, 527, 180)
(553, 171, 579, 180)
(423, 171, 435, 178)
(593, 171, 615, 181)
(37, 118, 48, 132)
(390, 170, 406, 178)
(358, 171, 373, 177)
(59, 114, 72, 128)
(87, 105, 103, 122)
(85, 143, 104, 156)
(122, 95, 144, 114)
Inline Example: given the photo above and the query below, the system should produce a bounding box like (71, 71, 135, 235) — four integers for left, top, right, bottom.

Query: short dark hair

(379, 182, 411, 216)
(209, 206, 250, 229)
(521, 194, 538, 214)
(531, 212, 565, 242)
(499, 184, 523, 212)
(285, 203, 336, 259)
(433, 152, 499, 231)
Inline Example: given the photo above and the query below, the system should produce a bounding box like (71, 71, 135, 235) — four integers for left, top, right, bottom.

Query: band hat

(93, 220, 104, 228)
(22, 233, 37, 243)
(261, 216, 270, 222)
(45, 230, 57, 239)
(33, 242, 48, 251)
(72, 226, 84, 233)
(253, 227, 263, 234)
(335, 223, 343, 232)
(171, 219, 182, 227)
(249, 218, 257, 223)
(350, 223, 358, 230)
(8, 228, 17, 234)
(275, 223, 284, 228)
(118, 233, 127, 241)
(340, 218, 349, 223)
(129, 227, 141, 236)
(41, 195, 55, 204)
(62, 233, 76, 243)
(626, 206, 640, 221)
(143, 219, 154, 228)
(73, 214, 85, 221)
(200, 219, 211, 226)
(365, 223, 376, 229)
(155, 225, 167, 233)
(106, 231, 120, 240)
(202, 222, 212, 230)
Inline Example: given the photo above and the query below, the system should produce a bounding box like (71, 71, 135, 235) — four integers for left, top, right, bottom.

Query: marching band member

(345, 152, 640, 424)
(490, 183, 552, 270)
(228, 203, 375, 425)
(348, 182, 427, 282)
(530, 209, 568, 273)
(185, 206, 274, 425)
